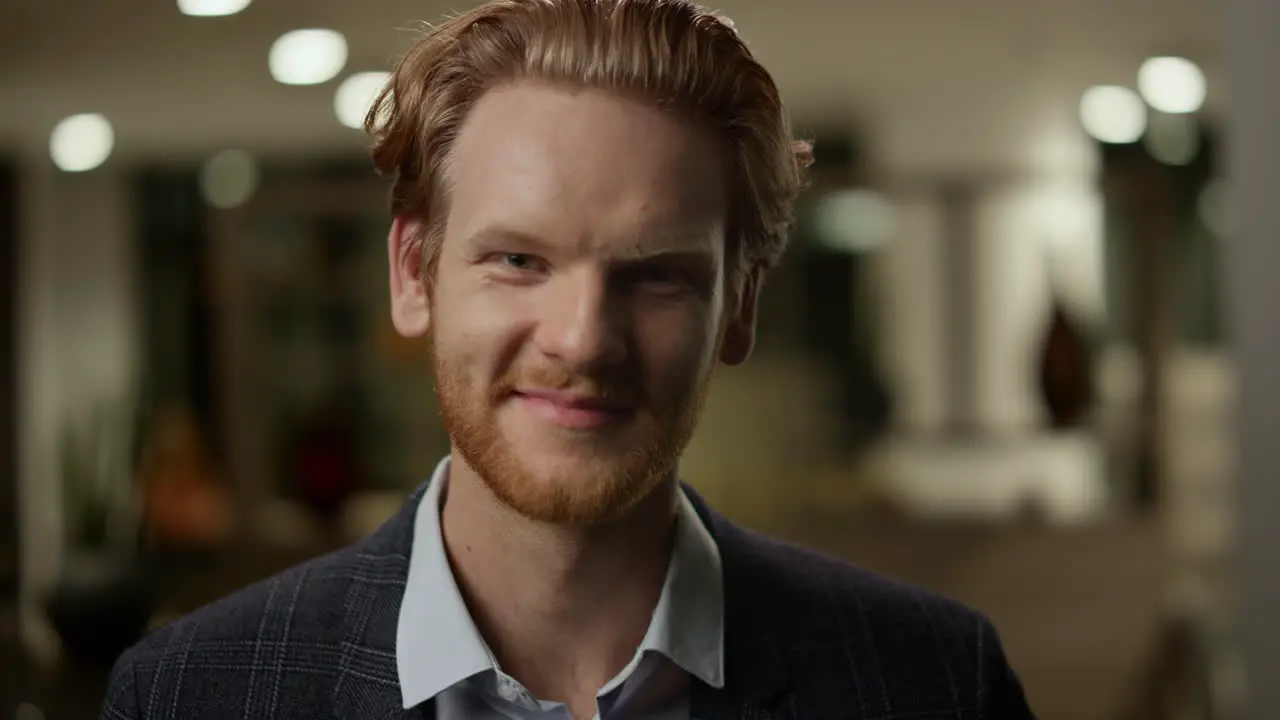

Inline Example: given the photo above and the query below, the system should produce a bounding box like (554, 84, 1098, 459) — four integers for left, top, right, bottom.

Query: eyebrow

(460, 224, 718, 262)
(461, 226, 553, 255)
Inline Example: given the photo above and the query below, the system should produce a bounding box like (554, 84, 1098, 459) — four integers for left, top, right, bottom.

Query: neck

(439, 453, 679, 705)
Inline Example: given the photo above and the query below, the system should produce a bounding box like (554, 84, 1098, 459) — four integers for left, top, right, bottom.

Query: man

(103, 1, 1035, 718)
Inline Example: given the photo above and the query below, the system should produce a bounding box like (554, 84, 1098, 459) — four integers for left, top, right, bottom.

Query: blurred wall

(1227, 0, 1280, 714)
(1, 161, 16, 601)
(682, 353, 845, 522)
(17, 161, 139, 659)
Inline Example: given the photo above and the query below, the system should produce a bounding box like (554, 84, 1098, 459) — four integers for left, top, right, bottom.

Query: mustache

(493, 364, 643, 405)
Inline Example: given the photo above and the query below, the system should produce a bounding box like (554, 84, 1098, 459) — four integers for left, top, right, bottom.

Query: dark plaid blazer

(101, 484, 1036, 719)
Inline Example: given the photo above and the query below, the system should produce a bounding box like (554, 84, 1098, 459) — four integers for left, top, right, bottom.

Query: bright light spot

(49, 113, 115, 172)
(334, 71, 390, 130)
(812, 188, 897, 253)
(1198, 178, 1233, 238)
(269, 29, 348, 86)
(1138, 56, 1207, 114)
(177, 0, 251, 17)
(1079, 85, 1147, 144)
(199, 149, 259, 209)
(1144, 113, 1200, 166)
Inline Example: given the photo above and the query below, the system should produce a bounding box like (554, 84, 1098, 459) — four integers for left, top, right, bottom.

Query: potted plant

(44, 395, 155, 667)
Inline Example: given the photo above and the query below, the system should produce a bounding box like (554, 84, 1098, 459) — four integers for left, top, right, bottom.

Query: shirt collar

(396, 457, 494, 709)
(637, 480, 725, 690)
(395, 456, 725, 709)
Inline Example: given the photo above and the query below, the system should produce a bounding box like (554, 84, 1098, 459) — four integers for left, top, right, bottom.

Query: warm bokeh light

(199, 149, 260, 209)
(1137, 56, 1207, 114)
(334, 71, 390, 130)
(1079, 85, 1147, 144)
(176, 0, 252, 17)
(49, 113, 115, 172)
(268, 29, 348, 86)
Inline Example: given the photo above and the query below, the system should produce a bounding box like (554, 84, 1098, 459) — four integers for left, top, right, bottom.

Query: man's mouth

(511, 388, 635, 430)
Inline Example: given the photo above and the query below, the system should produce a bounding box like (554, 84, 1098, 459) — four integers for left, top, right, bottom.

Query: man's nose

(533, 268, 628, 370)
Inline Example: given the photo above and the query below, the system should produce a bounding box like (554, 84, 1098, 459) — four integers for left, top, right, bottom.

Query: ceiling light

(334, 72, 391, 129)
(1079, 86, 1146, 144)
(269, 29, 348, 86)
(1137, 56, 1206, 114)
(49, 113, 114, 172)
(177, 0, 252, 17)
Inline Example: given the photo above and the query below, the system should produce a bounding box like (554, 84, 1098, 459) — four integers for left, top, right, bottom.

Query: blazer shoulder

(693, 487, 986, 632)
(104, 532, 410, 718)
(140, 540, 398, 653)
(720, 525, 1035, 718)
(119, 485, 421, 667)
(729, 524, 985, 626)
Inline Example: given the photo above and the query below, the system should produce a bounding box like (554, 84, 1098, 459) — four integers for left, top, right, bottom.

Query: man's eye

(631, 265, 688, 285)
(498, 253, 537, 270)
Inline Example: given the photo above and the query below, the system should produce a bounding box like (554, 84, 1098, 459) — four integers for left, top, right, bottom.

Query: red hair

(366, 0, 812, 282)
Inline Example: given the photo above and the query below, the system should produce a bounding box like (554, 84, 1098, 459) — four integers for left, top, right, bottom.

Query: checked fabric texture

(102, 484, 1036, 720)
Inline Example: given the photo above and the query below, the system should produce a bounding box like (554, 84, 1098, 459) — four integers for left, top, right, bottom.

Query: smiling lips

(513, 388, 635, 430)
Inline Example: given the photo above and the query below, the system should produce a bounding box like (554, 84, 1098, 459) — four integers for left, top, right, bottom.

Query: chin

(481, 440, 667, 525)
(523, 451, 629, 483)
(448, 401, 684, 524)
(494, 474, 656, 526)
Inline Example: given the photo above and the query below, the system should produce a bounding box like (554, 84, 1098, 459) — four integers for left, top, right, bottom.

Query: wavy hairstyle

(366, 0, 812, 286)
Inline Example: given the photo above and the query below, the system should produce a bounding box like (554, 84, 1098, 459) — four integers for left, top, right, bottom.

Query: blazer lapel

(684, 485, 793, 720)
(685, 485, 886, 720)
(330, 484, 428, 719)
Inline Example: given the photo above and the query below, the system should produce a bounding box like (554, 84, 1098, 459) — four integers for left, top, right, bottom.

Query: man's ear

(388, 215, 431, 338)
(718, 267, 762, 366)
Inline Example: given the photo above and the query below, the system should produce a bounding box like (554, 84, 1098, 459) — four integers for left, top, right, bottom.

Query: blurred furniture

(869, 432, 1109, 524)
(44, 552, 153, 668)
(1037, 287, 1097, 430)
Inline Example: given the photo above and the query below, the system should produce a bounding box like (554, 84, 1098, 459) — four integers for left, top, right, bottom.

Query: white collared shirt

(396, 457, 725, 719)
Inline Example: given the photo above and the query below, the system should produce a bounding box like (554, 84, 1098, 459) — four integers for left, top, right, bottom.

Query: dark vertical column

(1128, 154, 1176, 510)
(1227, 0, 1280, 715)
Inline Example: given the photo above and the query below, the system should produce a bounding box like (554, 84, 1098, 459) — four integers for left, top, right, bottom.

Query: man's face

(391, 81, 758, 525)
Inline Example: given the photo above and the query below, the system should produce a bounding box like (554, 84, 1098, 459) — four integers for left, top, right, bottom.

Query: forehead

(444, 81, 729, 255)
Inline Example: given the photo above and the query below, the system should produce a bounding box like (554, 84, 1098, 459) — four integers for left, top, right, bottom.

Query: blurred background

(3, 0, 1276, 717)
